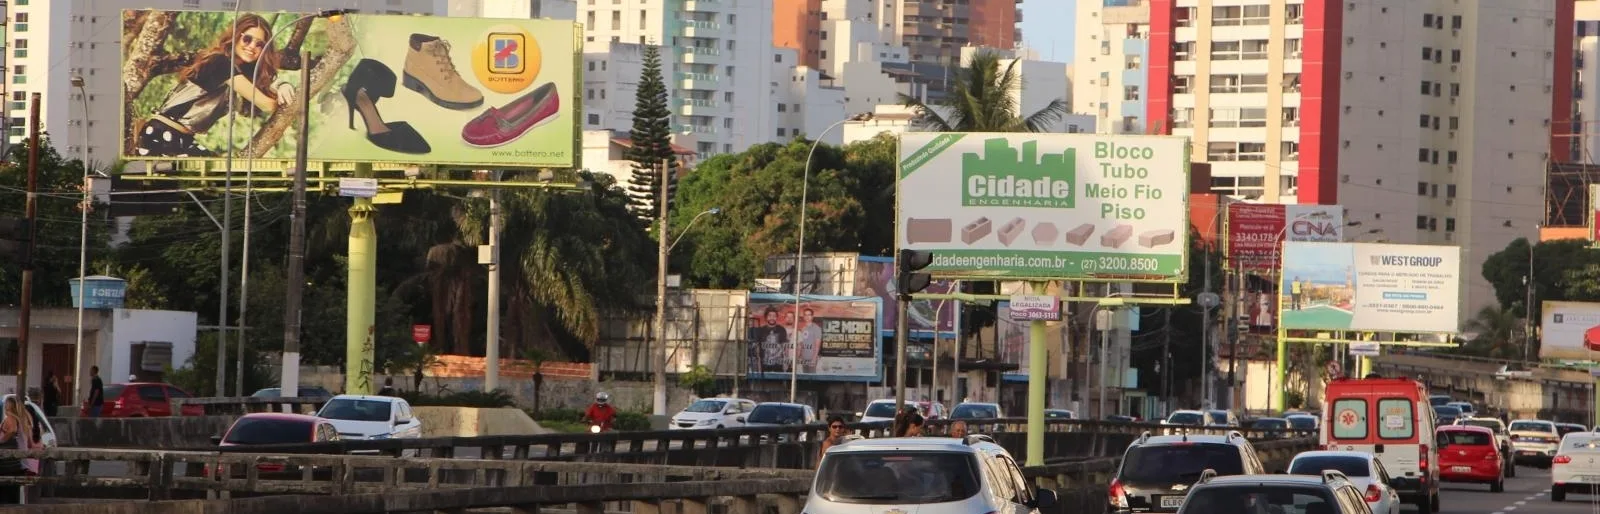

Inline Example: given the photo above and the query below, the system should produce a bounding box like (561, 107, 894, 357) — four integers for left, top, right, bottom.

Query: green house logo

(961, 138, 1075, 208)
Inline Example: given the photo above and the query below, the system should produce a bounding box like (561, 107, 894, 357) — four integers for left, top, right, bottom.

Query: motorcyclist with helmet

(584, 392, 617, 432)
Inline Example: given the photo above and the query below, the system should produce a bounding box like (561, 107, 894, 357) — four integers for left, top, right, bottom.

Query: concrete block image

(997, 217, 1026, 246)
(1064, 224, 1095, 246)
(1101, 224, 1133, 248)
(1138, 229, 1176, 248)
(1031, 222, 1059, 246)
(905, 218, 953, 244)
(961, 217, 993, 244)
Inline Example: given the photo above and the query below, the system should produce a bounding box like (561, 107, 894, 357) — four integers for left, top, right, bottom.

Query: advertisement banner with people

(746, 294, 883, 382)
(120, 10, 577, 167)
(853, 256, 958, 337)
(1278, 242, 1460, 333)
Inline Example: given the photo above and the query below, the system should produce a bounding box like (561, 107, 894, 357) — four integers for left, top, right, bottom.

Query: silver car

(806, 437, 1058, 514)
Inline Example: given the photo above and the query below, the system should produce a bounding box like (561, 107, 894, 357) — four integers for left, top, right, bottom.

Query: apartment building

(1572, 0, 1600, 163)
(446, 0, 578, 19)
(1072, 0, 1151, 135)
(776, 0, 1023, 92)
(1090, 0, 1569, 318)
(2, 0, 440, 164)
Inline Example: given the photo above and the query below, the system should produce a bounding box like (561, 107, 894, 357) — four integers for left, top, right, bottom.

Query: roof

(754, 402, 809, 409)
(237, 412, 323, 422)
(1292, 450, 1374, 460)
(1135, 433, 1245, 446)
(329, 394, 405, 403)
(1201, 474, 1346, 488)
(609, 137, 697, 156)
(1438, 424, 1494, 434)
(1285, 413, 1317, 419)
(828, 436, 984, 454)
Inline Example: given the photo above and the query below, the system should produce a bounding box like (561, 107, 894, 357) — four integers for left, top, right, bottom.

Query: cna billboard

(1225, 203, 1344, 271)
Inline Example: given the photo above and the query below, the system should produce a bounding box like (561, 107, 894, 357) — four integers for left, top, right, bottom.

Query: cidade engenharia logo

(961, 138, 1075, 208)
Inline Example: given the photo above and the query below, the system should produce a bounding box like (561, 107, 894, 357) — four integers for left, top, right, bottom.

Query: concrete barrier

(413, 407, 548, 437)
(52, 415, 234, 448)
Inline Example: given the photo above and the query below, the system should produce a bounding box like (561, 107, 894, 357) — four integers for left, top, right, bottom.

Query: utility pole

(1162, 307, 1172, 409)
(485, 183, 502, 391)
(652, 160, 670, 416)
(280, 51, 311, 399)
(16, 94, 39, 396)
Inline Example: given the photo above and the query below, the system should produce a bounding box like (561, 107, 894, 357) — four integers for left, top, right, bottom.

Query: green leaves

(899, 51, 1068, 134)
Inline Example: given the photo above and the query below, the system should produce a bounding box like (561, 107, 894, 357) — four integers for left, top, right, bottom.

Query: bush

(529, 407, 651, 432)
(537, 407, 584, 423)
(397, 389, 516, 408)
(614, 411, 650, 431)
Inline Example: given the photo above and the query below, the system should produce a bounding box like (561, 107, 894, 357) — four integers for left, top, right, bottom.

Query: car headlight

(697, 419, 716, 425)
(369, 433, 392, 440)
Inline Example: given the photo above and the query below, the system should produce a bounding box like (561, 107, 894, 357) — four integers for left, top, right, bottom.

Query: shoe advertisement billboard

(745, 294, 883, 382)
(1277, 242, 1460, 333)
(120, 10, 577, 167)
(896, 133, 1191, 281)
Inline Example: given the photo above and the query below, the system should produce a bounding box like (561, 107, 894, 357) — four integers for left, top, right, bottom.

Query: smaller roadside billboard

(746, 294, 883, 382)
(1226, 203, 1344, 271)
(1278, 242, 1460, 333)
(1540, 301, 1600, 360)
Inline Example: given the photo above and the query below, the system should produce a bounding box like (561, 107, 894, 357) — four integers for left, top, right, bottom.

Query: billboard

(1226, 203, 1345, 271)
(120, 10, 577, 167)
(1540, 301, 1600, 360)
(1278, 242, 1460, 333)
(897, 133, 1190, 280)
(854, 257, 958, 337)
(745, 294, 883, 381)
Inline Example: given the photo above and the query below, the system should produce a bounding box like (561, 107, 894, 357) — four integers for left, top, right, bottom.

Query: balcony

(676, 71, 719, 90)
(679, 123, 717, 134)
(680, 0, 719, 12)
(679, 46, 721, 63)
(676, 98, 720, 115)
(678, 19, 721, 37)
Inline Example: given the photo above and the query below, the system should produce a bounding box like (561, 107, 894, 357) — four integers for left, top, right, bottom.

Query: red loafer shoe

(460, 83, 559, 148)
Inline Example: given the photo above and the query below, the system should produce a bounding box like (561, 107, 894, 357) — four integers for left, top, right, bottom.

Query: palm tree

(1460, 305, 1521, 359)
(899, 50, 1070, 133)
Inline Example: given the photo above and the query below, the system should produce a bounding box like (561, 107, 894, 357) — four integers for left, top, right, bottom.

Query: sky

(1021, 0, 1076, 64)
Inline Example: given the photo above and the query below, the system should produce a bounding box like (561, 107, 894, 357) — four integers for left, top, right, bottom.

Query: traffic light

(897, 249, 933, 299)
(0, 217, 30, 267)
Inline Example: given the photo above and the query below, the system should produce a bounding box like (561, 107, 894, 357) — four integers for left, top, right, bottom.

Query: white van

(806, 437, 1057, 514)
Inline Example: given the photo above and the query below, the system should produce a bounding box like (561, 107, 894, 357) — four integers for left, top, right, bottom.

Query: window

(1283, 73, 1301, 92)
(1416, 215, 1429, 229)
(814, 452, 981, 505)
(1449, 116, 1460, 130)
(1423, 47, 1433, 60)
(1173, 76, 1192, 94)
(12, 23, 24, 33)
(13, 40, 24, 50)
(1451, 49, 1461, 63)
(777, 103, 787, 112)
(610, 11, 620, 29)
(1125, 55, 1142, 70)
(1433, 82, 1441, 97)
(1175, 42, 1195, 61)
(1241, 39, 1269, 60)
(1285, 39, 1302, 58)
(1210, 41, 1241, 60)
(1450, 83, 1460, 97)
(777, 128, 786, 137)
(1431, 150, 1439, 164)
(1446, 218, 1456, 232)
(1281, 141, 1299, 158)
(1420, 80, 1432, 95)
(1123, 86, 1140, 101)
(639, 10, 646, 29)
(587, 114, 599, 125)
(1452, 15, 1463, 29)
(1419, 114, 1430, 128)
(1377, 398, 1415, 439)
(1423, 13, 1434, 26)
(1431, 184, 1438, 197)
(1331, 399, 1368, 439)
(1286, 4, 1303, 23)
(1447, 184, 1457, 197)
(1282, 107, 1299, 126)
(1241, 5, 1270, 25)
(10, 92, 21, 101)
(1239, 108, 1267, 127)
(14, 13, 26, 23)
(1212, 6, 1243, 26)
(1175, 7, 1196, 27)
(1418, 148, 1430, 163)
(820, 30, 828, 40)
(1417, 182, 1428, 195)
(1447, 151, 1458, 164)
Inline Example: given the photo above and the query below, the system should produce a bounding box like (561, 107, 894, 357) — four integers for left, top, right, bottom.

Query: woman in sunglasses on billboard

(134, 13, 295, 157)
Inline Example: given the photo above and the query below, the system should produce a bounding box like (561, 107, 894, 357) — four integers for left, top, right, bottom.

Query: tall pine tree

(626, 44, 678, 219)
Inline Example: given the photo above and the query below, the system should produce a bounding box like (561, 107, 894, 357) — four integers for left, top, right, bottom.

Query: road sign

(412, 324, 432, 345)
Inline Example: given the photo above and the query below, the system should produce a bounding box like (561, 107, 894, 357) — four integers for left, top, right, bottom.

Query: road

(1436, 466, 1587, 514)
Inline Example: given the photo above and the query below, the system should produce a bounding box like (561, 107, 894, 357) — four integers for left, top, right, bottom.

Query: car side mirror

(737, 416, 747, 423)
(394, 418, 406, 426)
(1034, 488, 1058, 509)
(209, 435, 222, 445)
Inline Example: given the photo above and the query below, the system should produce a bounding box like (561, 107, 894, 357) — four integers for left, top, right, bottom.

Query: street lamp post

(69, 74, 93, 407)
(651, 195, 722, 416)
(790, 112, 872, 403)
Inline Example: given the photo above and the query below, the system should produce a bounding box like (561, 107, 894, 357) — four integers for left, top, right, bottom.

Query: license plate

(1519, 450, 1538, 456)
(1451, 466, 1472, 473)
(1580, 475, 1600, 483)
(1160, 496, 1185, 508)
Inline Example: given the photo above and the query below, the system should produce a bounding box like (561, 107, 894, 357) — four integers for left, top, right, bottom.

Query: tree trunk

(121, 10, 177, 153)
(243, 20, 357, 158)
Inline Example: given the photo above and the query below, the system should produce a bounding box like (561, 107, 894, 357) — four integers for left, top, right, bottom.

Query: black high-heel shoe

(342, 59, 431, 154)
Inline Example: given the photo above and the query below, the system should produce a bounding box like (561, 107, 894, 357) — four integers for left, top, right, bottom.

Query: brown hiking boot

(403, 33, 484, 110)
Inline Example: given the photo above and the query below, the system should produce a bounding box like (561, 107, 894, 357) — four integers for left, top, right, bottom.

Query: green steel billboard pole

(346, 163, 377, 395)
(1026, 281, 1048, 466)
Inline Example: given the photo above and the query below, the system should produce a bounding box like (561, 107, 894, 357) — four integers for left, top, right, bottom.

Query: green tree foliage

(1479, 238, 1600, 318)
(0, 139, 113, 305)
(1130, 229, 1224, 397)
(625, 44, 678, 218)
(899, 50, 1069, 133)
(1453, 305, 1522, 359)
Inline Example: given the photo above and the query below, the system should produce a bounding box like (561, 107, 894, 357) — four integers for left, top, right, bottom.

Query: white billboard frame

(1277, 242, 1461, 333)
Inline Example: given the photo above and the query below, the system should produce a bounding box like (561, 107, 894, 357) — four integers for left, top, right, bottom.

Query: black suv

(1177, 471, 1373, 514)
(1109, 431, 1265, 513)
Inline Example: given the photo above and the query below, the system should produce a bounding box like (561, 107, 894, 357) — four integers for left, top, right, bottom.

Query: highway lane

(1436, 465, 1598, 514)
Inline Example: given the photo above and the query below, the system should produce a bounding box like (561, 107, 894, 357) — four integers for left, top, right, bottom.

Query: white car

(1, 395, 54, 448)
(807, 436, 1057, 514)
(950, 402, 1004, 420)
(858, 399, 947, 424)
(1509, 419, 1561, 466)
(1552, 431, 1600, 501)
(669, 397, 755, 430)
(1287, 450, 1402, 514)
(314, 394, 422, 441)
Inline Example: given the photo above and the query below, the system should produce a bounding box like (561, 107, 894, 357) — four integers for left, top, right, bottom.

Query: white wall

(105, 309, 198, 387)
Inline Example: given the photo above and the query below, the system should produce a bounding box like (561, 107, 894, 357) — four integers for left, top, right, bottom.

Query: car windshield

(1510, 421, 1553, 433)
(1207, 412, 1229, 424)
(1558, 425, 1586, 436)
(816, 451, 981, 504)
(1451, 403, 1474, 412)
(316, 399, 392, 422)
(1182, 486, 1334, 513)
(1287, 416, 1317, 430)
(1429, 396, 1451, 407)
(1442, 431, 1491, 445)
(1433, 406, 1462, 416)
(951, 404, 998, 419)
(103, 385, 125, 400)
(1253, 419, 1288, 430)
(1168, 412, 1204, 425)
(863, 402, 898, 418)
(1288, 455, 1370, 477)
(1120, 443, 1244, 483)
(684, 400, 727, 413)
(747, 405, 805, 424)
(223, 418, 314, 445)
(1460, 419, 1504, 433)
(252, 388, 282, 398)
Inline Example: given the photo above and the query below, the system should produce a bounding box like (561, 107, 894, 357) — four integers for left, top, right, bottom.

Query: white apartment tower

(1072, 0, 1150, 136)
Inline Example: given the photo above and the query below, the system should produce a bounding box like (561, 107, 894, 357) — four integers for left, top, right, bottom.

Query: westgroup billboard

(1227, 203, 1344, 271)
(1539, 301, 1600, 360)
(1278, 242, 1460, 333)
(746, 294, 883, 381)
(897, 133, 1190, 280)
(121, 10, 577, 167)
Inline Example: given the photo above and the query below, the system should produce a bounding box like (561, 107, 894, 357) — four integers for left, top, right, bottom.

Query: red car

(211, 413, 341, 478)
(1437, 424, 1505, 492)
(80, 382, 204, 417)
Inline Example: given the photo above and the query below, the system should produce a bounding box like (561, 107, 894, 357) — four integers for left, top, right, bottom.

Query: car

(314, 394, 423, 441)
(669, 397, 756, 429)
(1322, 377, 1439, 512)
(1427, 395, 1452, 408)
(250, 386, 334, 399)
(1445, 401, 1476, 417)
(1552, 431, 1600, 501)
(210, 413, 340, 479)
(949, 402, 1004, 420)
(1204, 409, 1240, 427)
(1177, 470, 1378, 514)
(1286, 450, 1403, 514)
(805, 436, 1058, 514)
(1556, 422, 1587, 437)
(1109, 431, 1265, 513)
(1508, 419, 1561, 467)
(1163, 409, 1206, 427)
(858, 399, 946, 424)
(79, 382, 204, 417)
(1, 395, 54, 449)
(1286, 413, 1319, 431)
(1105, 414, 1137, 423)
(1455, 417, 1515, 477)
(1045, 409, 1077, 419)
(741, 402, 817, 441)
(1432, 405, 1462, 426)
(1250, 417, 1290, 439)
(1436, 425, 1505, 492)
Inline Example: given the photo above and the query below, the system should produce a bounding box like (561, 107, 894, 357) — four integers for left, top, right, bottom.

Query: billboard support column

(345, 163, 377, 395)
(1026, 281, 1047, 466)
